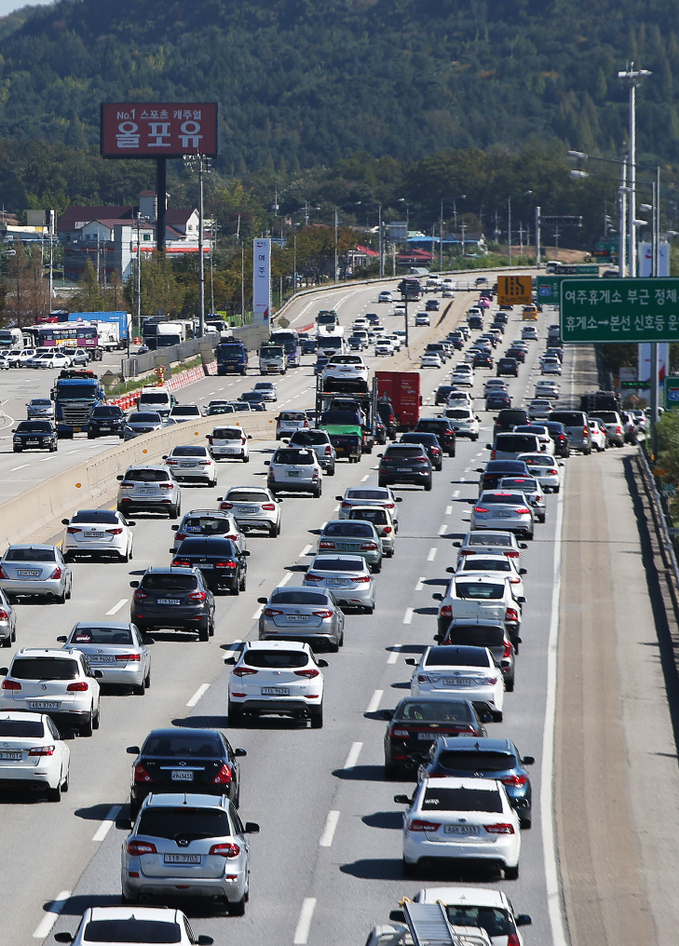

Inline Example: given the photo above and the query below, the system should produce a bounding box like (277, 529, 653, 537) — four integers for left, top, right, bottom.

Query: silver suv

(116, 465, 182, 519)
(265, 447, 323, 497)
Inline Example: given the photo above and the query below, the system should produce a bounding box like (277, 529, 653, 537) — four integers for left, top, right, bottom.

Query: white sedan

(0, 711, 71, 802)
(420, 353, 442, 369)
(164, 444, 218, 486)
(451, 370, 474, 388)
(406, 645, 505, 721)
(62, 509, 134, 562)
(516, 452, 562, 492)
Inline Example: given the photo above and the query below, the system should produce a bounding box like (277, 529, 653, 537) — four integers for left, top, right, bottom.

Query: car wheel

(169, 505, 180, 520)
(87, 431, 95, 440)
(133, 681, 145, 696)
(520, 815, 532, 829)
(47, 780, 62, 803)
(402, 858, 418, 878)
(198, 625, 210, 641)
(314, 486, 322, 498)
(119, 549, 129, 563)
(144, 669, 151, 689)
(365, 604, 375, 615)
(327, 464, 335, 476)
(209, 479, 218, 488)
(239, 573, 246, 592)
(371, 562, 381, 574)
(228, 701, 243, 726)
(554, 486, 560, 493)
(493, 709, 503, 723)
(12, 447, 21, 453)
(385, 548, 394, 558)
(424, 480, 432, 491)
(505, 864, 519, 880)
(384, 762, 399, 779)
(92, 704, 100, 730)
(339, 629, 344, 647)
(81, 712, 94, 737)
(327, 638, 339, 653)
(505, 674, 515, 693)
(310, 704, 323, 729)
(243, 455, 250, 463)
(269, 522, 280, 537)
(2, 635, 11, 649)
(229, 895, 246, 916)
(231, 582, 240, 596)
(55, 589, 67, 604)
(209, 618, 215, 637)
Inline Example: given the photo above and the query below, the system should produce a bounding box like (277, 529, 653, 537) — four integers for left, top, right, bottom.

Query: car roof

(13, 647, 78, 659)
(143, 566, 198, 575)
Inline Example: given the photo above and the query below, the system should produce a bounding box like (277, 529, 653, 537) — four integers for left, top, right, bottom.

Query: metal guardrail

(637, 444, 679, 588)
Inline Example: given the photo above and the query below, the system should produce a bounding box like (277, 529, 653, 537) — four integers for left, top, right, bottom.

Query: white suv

(0, 648, 102, 736)
(116, 465, 182, 519)
(207, 425, 250, 462)
(226, 641, 327, 727)
(266, 447, 323, 497)
(219, 487, 282, 537)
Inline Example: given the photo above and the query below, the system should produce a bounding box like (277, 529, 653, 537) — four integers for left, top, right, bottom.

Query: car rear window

(442, 906, 513, 939)
(141, 574, 198, 591)
(437, 750, 516, 772)
(270, 591, 328, 605)
(178, 538, 237, 556)
(124, 469, 169, 483)
(213, 429, 241, 439)
(171, 446, 206, 457)
(83, 919, 181, 943)
(479, 493, 525, 505)
(348, 508, 388, 525)
(310, 557, 364, 572)
(454, 581, 505, 599)
(10, 657, 78, 680)
(138, 806, 229, 840)
(346, 489, 389, 501)
(395, 700, 472, 722)
(422, 787, 503, 812)
(226, 491, 268, 503)
(172, 405, 200, 415)
(445, 626, 505, 646)
(142, 733, 222, 757)
(384, 446, 426, 458)
(291, 431, 328, 446)
(466, 533, 512, 547)
(461, 558, 510, 572)
(70, 511, 120, 524)
(279, 412, 306, 420)
(498, 478, 538, 491)
(494, 435, 538, 451)
(324, 522, 373, 537)
(0, 718, 45, 737)
(243, 650, 308, 669)
(182, 516, 230, 535)
(551, 411, 586, 426)
(5, 547, 57, 562)
(425, 646, 490, 667)
(71, 627, 133, 644)
(273, 450, 314, 464)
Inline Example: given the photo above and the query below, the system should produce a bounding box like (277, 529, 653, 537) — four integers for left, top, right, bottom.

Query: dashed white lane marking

(445, 505, 452, 515)
(32, 891, 70, 939)
(187, 683, 210, 707)
(278, 572, 292, 587)
(452, 489, 460, 498)
(438, 524, 447, 535)
(361, 474, 369, 482)
(343, 741, 362, 769)
(10, 464, 28, 472)
(415, 577, 425, 591)
(92, 805, 121, 842)
(366, 689, 383, 713)
(319, 810, 340, 848)
(252, 606, 263, 620)
(388, 645, 401, 664)
(300, 544, 312, 556)
(403, 607, 414, 624)
(294, 898, 317, 944)
(427, 547, 437, 562)
(106, 598, 127, 616)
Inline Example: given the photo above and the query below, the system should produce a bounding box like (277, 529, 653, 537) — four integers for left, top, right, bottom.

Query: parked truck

(51, 369, 106, 438)
(375, 370, 421, 430)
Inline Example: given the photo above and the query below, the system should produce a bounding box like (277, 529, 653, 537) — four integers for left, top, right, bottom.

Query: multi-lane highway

(0, 282, 678, 946)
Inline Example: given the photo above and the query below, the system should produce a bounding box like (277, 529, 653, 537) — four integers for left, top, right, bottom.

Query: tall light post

(184, 154, 211, 337)
(507, 191, 532, 267)
(440, 195, 465, 271)
(618, 64, 651, 277)
(334, 206, 338, 284)
(378, 203, 384, 278)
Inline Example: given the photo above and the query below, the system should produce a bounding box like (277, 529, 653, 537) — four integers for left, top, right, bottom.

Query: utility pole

(535, 206, 541, 268)
(334, 207, 338, 284)
(439, 200, 444, 272)
(198, 157, 205, 337)
(378, 203, 384, 278)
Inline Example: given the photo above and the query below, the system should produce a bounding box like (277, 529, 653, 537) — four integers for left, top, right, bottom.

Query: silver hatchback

(58, 622, 150, 695)
(116, 465, 182, 519)
(304, 554, 376, 613)
(471, 491, 535, 539)
(257, 586, 344, 651)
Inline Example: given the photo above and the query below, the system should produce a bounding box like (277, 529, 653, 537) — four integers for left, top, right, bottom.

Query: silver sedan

(0, 544, 72, 602)
(257, 586, 344, 651)
(304, 554, 376, 613)
(57, 622, 151, 695)
(470, 491, 535, 539)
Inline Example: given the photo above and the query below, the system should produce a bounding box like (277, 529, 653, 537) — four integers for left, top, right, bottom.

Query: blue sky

(0, 0, 51, 16)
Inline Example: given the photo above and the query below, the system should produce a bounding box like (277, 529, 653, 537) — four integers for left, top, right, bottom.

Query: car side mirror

(516, 915, 532, 927)
(57, 635, 67, 642)
(0, 668, 7, 676)
(452, 541, 461, 548)
(197, 937, 214, 946)
(515, 595, 526, 604)
(130, 581, 139, 589)
(317, 658, 329, 668)
(432, 593, 443, 601)
(248, 435, 252, 440)
(379, 709, 394, 720)
(93, 670, 103, 679)
(264, 460, 270, 466)
(404, 658, 416, 666)
(116, 474, 123, 481)
(485, 444, 491, 449)
(393, 794, 411, 805)
(126, 746, 140, 754)
(61, 518, 69, 525)
(519, 568, 527, 575)
(433, 634, 442, 643)
(522, 755, 535, 765)
(396, 497, 403, 503)
(520, 543, 528, 550)
(224, 657, 236, 665)
(445, 566, 455, 573)
(234, 747, 247, 757)
(475, 468, 484, 473)
(245, 822, 260, 833)
(54, 934, 74, 944)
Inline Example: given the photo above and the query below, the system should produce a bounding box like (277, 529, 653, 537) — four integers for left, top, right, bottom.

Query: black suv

(12, 420, 57, 453)
(378, 444, 433, 490)
(171, 537, 249, 595)
(400, 432, 443, 471)
(493, 408, 529, 437)
(87, 404, 125, 439)
(416, 417, 456, 457)
(476, 459, 531, 492)
(130, 566, 215, 641)
(496, 357, 519, 377)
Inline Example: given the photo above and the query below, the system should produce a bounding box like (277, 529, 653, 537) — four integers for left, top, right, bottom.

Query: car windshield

(10, 657, 78, 680)
(0, 718, 45, 737)
(137, 806, 229, 840)
(5, 547, 56, 562)
(124, 469, 169, 483)
(242, 650, 309, 669)
(396, 701, 472, 722)
(172, 405, 199, 415)
(53, 383, 95, 400)
(70, 511, 119, 524)
(17, 422, 52, 432)
(142, 733, 222, 757)
(141, 574, 197, 591)
(71, 626, 134, 644)
(83, 919, 182, 943)
(92, 407, 121, 417)
(270, 591, 328, 605)
(421, 787, 503, 813)
(30, 400, 51, 407)
(455, 582, 505, 600)
(274, 450, 313, 464)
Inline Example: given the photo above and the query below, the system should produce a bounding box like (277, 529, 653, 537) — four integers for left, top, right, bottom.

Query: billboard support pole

(156, 158, 167, 254)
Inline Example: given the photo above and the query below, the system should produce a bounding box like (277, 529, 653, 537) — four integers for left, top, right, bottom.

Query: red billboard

(100, 102, 219, 158)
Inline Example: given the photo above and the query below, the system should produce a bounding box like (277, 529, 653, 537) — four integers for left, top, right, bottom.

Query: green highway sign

(536, 277, 561, 303)
(620, 381, 650, 389)
(548, 264, 599, 275)
(561, 278, 679, 343)
(665, 377, 679, 411)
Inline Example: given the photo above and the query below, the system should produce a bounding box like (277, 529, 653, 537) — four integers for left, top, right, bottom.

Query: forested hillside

(0, 0, 676, 174)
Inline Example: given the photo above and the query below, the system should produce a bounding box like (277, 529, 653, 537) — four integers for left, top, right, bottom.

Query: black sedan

(496, 357, 519, 377)
(543, 420, 571, 458)
(505, 346, 526, 363)
(12, 420, 58, 452)
(472, 351, 494, 369)
(485, 391, 512, 411)
(239, 391, 267, 411)
(87, 404, 126, 438)
(418, 736, 534, 826)
(171, 537, 249, 595)
(126, 727, 247, 816)
(382, 697, 488, 778)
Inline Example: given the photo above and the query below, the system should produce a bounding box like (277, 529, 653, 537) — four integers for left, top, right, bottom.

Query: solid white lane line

(32, 891, 70, 939)
(445, 505, 452, 515)
(92, 805, 121, 842)
(403, 607, 414, 624)
(278, 572, 292, 587)
(300, 544, 312, 556)
(187, 683, 210, 707)
(388, 644, 401, 664)
(294, 898, 317, 945)
(366, 689, 383, 713)
(319, 810, 340, 848)
(343, 741, 362, 769)
(106, 598, 127, 616)
(361, 474, 369, 482)
(427, 547, 437, 562)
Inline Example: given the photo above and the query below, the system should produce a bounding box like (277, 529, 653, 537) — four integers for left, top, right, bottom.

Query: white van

(136, 387, 176, 418)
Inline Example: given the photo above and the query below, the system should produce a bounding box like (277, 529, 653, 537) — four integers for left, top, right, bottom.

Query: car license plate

(29, 701, 58, 710)
(164, 853, 201, 864)
(171, 770, 193, 781)
(326, 578, 345, 586)
(138, 488, 156, 493)
(91, 655, 115, 663)
(492, 511, 507, 517)
(99, 425, 111, 430)
(261, 687, 290, 696)
(417, 732, 436, 741)
(0, 751, 22, 761)
(442, 678, 474, 687)
(288, 470, 300, 477)
(338, 544, 355, 551)
(286, 614, 309, 622)
(157, 598, 181, 605)
(26, 439, 39, 444)
(236, 506, 253, 514)
(179, 462, 194, 467)
(84, 532, 106, 539)
(443, 824, 480, 835)
(17, 569, 40, 577)
(397, 467, 411, 472)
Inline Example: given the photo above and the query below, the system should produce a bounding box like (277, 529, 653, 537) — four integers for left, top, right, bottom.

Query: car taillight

(506, 550, 519, 559)
(49, 567, 62, 580)
(515, 507, 531, 514)
(383, 526, 392, 534)
(408, 820, 440, 832)
(294, 668, 320, 678)
(507, 935, 521, 946)
(66, 527, 81, 534)
(233, 667, 258, 677)
(501, 774, 527, 787)
(116, 653, 141, 662)
(67, 681, 89, 692)
(546, 469, 557, 476)
(305, 573, 322, 582)
(127, 840, 157, 855)
(324, 446, 332, 455)
(506, 608, 519, 622)
(312, 610, 334, 619)
(212, 764, 233, 785)
(360, 542, 378, 550)
(2, 679, 20, 690)
(474, 506, 489, 513)
(263, 608, 284, 617)
(503, 642, 514, 658)
(166, 459, 178, 465)
(28, 745, 55, 756)
(0, 610, 7, 621)
(215, 561, 237, 569)
(221, 502, 234, 509)
(133, 589, 149, 600)
(209, 842, 240, 857)
(351, 575, 371, 583)
(319, 540, 335, 549)
(440, 605, 453, 618)
(391, 728, 410, 737)
(172, 559, 191, 568)
(583, 427, 589, 435)
(106, 528, 124, 535)
(159, 483, 173, 489)
(188, 590, 207, 602)
(207, 436, 213, 445)
(490, 451, 496, 460)
(262, 503, 276, 510)
(199, 460, 211, 466)
(484, 823, 515, 834)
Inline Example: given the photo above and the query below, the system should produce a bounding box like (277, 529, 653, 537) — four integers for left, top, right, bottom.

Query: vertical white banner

(253, 238, 271, 325)
(638, 342, 669, 401)
(637, 242, 670, 277)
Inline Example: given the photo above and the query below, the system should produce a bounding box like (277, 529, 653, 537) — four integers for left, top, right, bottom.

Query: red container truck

(375, 371, 421, 431)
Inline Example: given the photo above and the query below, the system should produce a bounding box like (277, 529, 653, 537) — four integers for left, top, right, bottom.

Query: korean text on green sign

(560, 278, 679, 343)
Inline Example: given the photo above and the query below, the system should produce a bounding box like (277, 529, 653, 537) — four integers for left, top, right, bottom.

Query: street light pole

(378, 203, 384, 278)
(507, 196, 512, 267)
(334, 207, 338, 284)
